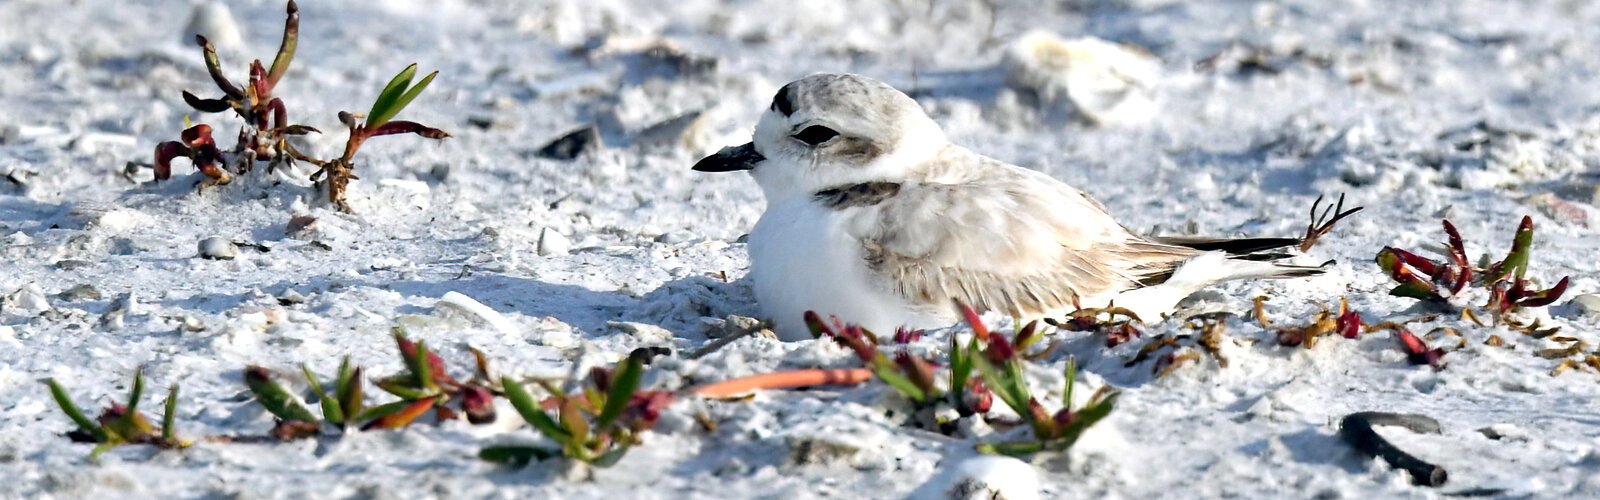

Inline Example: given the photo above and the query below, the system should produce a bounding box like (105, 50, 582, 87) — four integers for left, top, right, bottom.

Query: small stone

(56, 284, 101, 302)
(184, 3, 243, 51)
(3, 285, 51, 315)
(52, 260, 91, 271)
(535, 126, 601, 160)
(198, 237, 238, 260)
(635, 110, 712, 152)
(654, 231, 692, 244)
(607, 321, 673, 344)
(285, 215, 317, 239)
(703, 315, 763, 339)
(1571, 294, 1600, 317)
(537, 227, 571, 256)
(277, 289, 307, 305)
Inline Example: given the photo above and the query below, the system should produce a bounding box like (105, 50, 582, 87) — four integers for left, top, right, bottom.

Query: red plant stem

(690, 369, 874, 399)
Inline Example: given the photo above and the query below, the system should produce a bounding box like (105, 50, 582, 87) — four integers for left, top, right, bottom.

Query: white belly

(749, 199, 949, 341)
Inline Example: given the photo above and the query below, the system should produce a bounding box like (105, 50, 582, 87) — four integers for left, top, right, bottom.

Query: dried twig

(1300, 194, 1364, 252)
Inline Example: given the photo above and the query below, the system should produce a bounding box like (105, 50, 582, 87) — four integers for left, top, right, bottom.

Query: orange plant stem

(690, 368, 874, 399)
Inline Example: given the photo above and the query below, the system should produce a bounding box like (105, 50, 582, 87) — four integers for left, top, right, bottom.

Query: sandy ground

(2, 0, 1599, 498)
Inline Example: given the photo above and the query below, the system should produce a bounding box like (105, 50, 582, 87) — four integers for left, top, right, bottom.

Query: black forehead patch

(772, 82, 797, 116)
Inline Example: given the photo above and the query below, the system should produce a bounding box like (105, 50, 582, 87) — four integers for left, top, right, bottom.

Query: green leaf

(243, 366, 319, 423)
(266, 0, 299, 87)
(1375, 250, 1399, 275)
(869, 357, 927, 402)
(335, 357, 353, 405)
(365, 397, 437, 430)
(195, 35, 243, 99)
(1062, 358, 1076, 409)
(502, 377, 571, 443)
(480, 445, 560, 466)
(596, 355, 643, 431)
(352, 399, 413, 424)
(374, 376, 434, 400)
(126, 369, 146, 414)
(973, 355, 1030, 418)
(590, 444, 631, 467)
(1046, 392, 1119, 451)
(44, 379, 108, 443)
(161, 384, 179, 443)
(366, 64, 418, 129)
(339, 365, 364, 426)
(302, 365, 343, 425)
(408, 339, 438, 392)
(385, 71, 436, 124)
(1389, 284, 1437, 301)
(559, 398, 590, 442)
(1499, 216, 1534, 282)
(90, 442, 119, 460)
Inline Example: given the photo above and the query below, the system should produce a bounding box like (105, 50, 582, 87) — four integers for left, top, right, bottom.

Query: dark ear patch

(772, 82, 797, 116)
(814, 182, 901, 209)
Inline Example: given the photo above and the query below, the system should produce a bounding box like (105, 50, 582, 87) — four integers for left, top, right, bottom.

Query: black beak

(692, 142, 765, 172)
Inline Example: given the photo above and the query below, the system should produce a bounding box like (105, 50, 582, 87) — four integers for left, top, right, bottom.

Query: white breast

(748, 197, 949, 341)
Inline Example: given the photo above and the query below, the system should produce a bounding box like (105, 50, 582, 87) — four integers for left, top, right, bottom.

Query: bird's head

(693, 73, 947, 201)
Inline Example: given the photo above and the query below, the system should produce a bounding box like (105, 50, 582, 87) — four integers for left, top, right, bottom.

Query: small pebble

(535, 126, 601, 160)
(52, 260, 91, 271)
(537, 227, 571, 256)
(3, 285, 51, 314)
(635, 110, 712, 152)
(198, 237, 238, 260)
(1571, 294, 1600, 317)
(56, 284, 101, 302)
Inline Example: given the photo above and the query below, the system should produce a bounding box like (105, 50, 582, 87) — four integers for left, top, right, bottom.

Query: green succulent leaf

(366, 64, 420, 129)
(503, 377, 572, 443)
(596, 354, 644, 431)
(44, 379, 109, 443)
(407, 339, 438, 392)
(480, 445, 560, 466)
(243, 366, 318, 423)
(126, 369, 146, 414)
(302, 365, 343, 425)
(161, 384, 179, 444)
(266, 0, 299, 87)
(590, 444, 631, 467)
(1062, 358, 1077, 408)
(339, 365, 365, 425)
(352, 399, 414, 424)
(973, 355, 1031, 420)
(1497, 216, 1534, 282)
(558, 398, 590, 442)
(1046, 392, 1120, 451)
(870, 356, 927, 402)
(1389, 283, 1438, 301)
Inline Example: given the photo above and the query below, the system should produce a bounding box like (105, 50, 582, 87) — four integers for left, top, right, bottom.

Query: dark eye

(794, 125, 839, 146)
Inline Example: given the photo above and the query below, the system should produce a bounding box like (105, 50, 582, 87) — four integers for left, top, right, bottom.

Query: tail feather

(1154, 236, 1301, 255)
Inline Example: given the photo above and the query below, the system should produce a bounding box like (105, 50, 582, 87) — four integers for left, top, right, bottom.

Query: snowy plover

(696, 73, 1334, 341)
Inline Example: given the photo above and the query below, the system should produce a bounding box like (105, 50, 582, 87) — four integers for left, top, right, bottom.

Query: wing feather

(841, 147, 1197, 317)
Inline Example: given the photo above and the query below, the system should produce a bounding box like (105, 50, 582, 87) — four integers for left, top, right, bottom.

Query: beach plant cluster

(153, 1, 447, 211)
